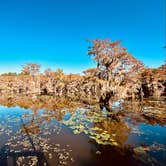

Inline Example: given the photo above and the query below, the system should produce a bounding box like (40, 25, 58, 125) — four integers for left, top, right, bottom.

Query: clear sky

(0, 0, 165, 74)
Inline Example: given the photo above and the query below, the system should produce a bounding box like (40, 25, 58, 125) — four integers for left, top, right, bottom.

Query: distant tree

(1, 72, 17, 76)
(44, 68, 53, 76)
(21, 63, 40, 75)
(54, 69, 64, 79)
(159, 62, 166, 71)
(67, 73, 81, 81)
(83, 68, 100, 77)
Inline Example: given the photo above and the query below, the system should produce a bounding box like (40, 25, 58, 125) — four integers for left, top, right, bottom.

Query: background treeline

(0, 39, 165, 106)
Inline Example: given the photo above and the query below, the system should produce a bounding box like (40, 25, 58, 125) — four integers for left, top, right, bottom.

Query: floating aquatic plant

(62, 108, 120, 146)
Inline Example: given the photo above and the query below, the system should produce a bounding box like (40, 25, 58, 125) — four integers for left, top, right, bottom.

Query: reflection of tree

(0, 94, 165, 127)
(62, 105, 131, 146)
(121, 100, 166, 125)
(0, 145, 49, 166)
(21, 110, 63, 136)
(93, 120, 131, 146)
(0, 116, 49, 166)
(0, 106, 73, 165)
(21, 120, 40, 135)
(87, 141, 162, 166)
(0, 94, 81, 112)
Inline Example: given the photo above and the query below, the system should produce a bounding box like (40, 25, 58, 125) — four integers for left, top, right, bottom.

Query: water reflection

(0, 94, 165, 166)
(0, 145, 49, 166)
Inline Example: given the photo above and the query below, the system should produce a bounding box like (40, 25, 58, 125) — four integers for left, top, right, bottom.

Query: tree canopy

(21, 63, 41, 75)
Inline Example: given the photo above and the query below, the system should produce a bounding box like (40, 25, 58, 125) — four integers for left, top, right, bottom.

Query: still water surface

(0, 96, 165, 166)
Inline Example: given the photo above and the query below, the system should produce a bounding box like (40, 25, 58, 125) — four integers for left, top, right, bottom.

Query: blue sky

(0, 0, 165, 74)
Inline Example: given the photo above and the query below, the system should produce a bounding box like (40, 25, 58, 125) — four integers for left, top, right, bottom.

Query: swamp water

(0, 95, 165, 166)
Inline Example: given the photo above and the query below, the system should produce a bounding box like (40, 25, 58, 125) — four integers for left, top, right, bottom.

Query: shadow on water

(0, 116, 49, 166)
(0, 145, 49, 166)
